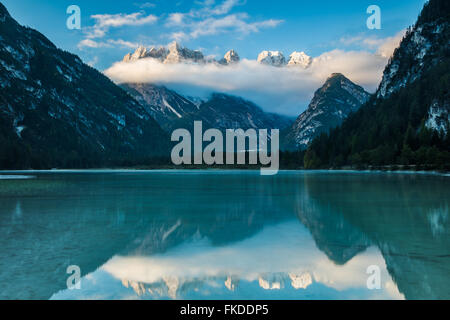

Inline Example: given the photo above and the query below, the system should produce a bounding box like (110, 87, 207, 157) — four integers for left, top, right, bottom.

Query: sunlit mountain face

(1, 171, 448, 300)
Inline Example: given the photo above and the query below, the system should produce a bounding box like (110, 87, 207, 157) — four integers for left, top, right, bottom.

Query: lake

(0, 170, 449, 300)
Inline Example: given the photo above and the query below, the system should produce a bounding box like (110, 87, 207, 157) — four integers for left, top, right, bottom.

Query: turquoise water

(0, 170, 448, 300)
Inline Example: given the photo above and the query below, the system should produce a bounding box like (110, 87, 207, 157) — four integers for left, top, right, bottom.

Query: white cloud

(376, 31, 405, 58)
(164, 0, 282, 41)
(340, 30, 405, 58)
(208, 0, 241, 15)
(166, 13, 185, 26)
(108, 39, 140, 48)
(138, 2, 156, 9)
(189, 13, 283, 39)
(78, 39, 105, 49)
(78, 39, 139, 50)
(169, 31, 189, 42)
(192, 0, 242, 17)
(84, 12, 158, 40)
(87, 56, 99, 67)
(79, 1, 281, 51)
(91, 12, 158, 29)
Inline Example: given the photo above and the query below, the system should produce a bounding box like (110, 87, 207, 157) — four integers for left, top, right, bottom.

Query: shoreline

(1, 168, 449, 177)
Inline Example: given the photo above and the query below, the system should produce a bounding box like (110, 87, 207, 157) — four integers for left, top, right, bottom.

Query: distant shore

(1, 166, 449, 176)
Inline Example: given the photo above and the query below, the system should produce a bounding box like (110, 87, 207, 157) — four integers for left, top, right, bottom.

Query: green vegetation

(301, 0, 450, 171)
(304, 60, 450, 171)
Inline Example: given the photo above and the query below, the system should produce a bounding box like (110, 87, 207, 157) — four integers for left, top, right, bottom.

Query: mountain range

(121, 83, 294, 133)
(122, 41, 312, 68)
(0, 0, 448, 170)
(123, 41, 206, 64)
(120, 41, 373, 146)
(120, 44, 367, 143)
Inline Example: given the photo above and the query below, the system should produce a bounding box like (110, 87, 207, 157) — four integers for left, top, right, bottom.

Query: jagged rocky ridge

(123, 42, 311, 68)
(123, 41, 206, 64)
(0, 3, 169, 169)
(257, 50, 311, 68)
(283, 73, 370, 150)
(121, 83, 293, 133)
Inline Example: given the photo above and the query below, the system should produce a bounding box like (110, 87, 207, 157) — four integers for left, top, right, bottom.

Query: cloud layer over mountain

(105, 33, 404, 116)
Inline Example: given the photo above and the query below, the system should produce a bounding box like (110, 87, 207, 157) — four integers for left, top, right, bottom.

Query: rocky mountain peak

(323, 73, 346, 86)
(258, 50, 312, 68)
(287, 51, 311, 68)
(377, 0, 449, 99)
(124, 46, 149, 62)
(257, 51, 286, 66)
(220, 49, 240, 65)
(320, 73, 370, 105)
(122, 45, 315, 68)
(283, 74, 370, 150)
(328, 72, 345, 79)
(123, 42, 204, 64)
(166, 41, 204, 64)
(168, 41, 181, 52)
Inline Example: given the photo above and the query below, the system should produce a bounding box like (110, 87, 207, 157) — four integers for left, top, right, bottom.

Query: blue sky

(1, 0, 428, 115)
(3, 0, 426, 69)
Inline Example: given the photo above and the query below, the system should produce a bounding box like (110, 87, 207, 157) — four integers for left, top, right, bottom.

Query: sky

(2, 0, 428, 115)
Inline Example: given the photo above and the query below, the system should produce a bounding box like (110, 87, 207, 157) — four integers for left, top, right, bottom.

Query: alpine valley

(0, 0, 449, 170)
(0, 0, 450, 303)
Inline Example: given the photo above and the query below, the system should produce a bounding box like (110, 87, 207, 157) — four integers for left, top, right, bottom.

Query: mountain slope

(189, 93, 293, 131)
(283, 73, 370, 150)
(378, 0, 450, 99)
(304, 0, 450, 169)
(0, 3, 169, 169)
(122, 84, 293, 133)
(120, 83, 200, 131)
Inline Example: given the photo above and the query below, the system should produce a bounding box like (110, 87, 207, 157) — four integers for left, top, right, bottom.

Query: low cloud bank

(104, 34, 403, 116)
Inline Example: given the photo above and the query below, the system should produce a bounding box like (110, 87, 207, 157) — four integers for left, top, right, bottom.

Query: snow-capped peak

(257, 50, 312, 68)
(123, 46, 148, 62)
(223, 50, 240, 64)
(168, 41, 181, 52)
(123, 42, 204, 64)
(122, 45, 312, 68)
(257, 51, 286, 67)
(288, 51, 312, 68)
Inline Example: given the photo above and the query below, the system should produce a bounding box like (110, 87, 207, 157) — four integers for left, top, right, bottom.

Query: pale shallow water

(0, 170, 448, 300)
(0, 175, 35, 180)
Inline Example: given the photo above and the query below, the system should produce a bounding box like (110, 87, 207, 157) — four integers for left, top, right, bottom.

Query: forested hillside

(304, 0, 450, 170)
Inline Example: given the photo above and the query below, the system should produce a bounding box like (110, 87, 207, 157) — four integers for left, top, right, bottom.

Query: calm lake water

(0, 170, 449, 300)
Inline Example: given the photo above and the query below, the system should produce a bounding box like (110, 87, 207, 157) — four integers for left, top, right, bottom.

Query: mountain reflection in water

(0, 170, 448, 300)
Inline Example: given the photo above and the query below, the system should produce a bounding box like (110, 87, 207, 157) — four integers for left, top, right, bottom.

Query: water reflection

(0, 171, 448, 300)
(298, 173, 450, 299)
(52, 221, 402, 300)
